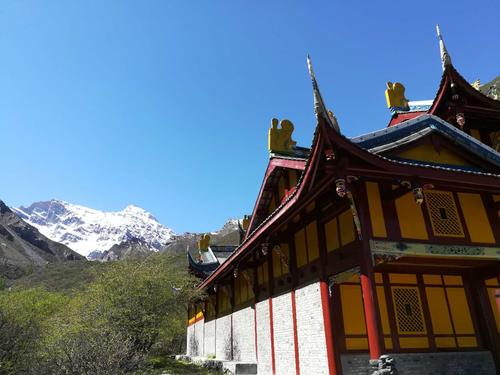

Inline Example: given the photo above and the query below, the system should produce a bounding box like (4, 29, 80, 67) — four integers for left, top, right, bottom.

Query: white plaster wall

(232, 305, 256, 362)
(186, 324, 195, 356)
(272, 292, 296, 375)
(215, 314, 232, 360)
(256, 299, 273, 375)
(193, 319, 204, 357)
(204, 319, 216, 357)
(295, 282, 329, 375)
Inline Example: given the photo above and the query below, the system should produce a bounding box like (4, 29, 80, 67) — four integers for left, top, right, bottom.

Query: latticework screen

(392, 287, 426, 334)
(425, 191, 464, 237)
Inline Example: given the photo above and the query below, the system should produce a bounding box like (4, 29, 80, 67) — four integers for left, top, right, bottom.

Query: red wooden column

(320, 280, 338, 375)
(353, 182, 384, 360)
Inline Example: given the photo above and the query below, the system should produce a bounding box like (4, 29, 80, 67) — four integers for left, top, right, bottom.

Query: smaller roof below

(351, 114, 500, 172)
(187, 245, 237, 279)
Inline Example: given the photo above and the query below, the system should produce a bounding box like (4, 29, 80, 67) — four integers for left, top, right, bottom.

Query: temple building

(185, 26, 500, 374)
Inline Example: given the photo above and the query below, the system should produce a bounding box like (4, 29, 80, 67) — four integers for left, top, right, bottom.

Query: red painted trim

(320, 280, 338, 375)
(269, 297, 276, 375)
(291, 290, 301, 375)
(245, 157, 306, 240)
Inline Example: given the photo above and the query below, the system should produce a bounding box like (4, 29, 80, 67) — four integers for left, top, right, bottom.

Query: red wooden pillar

(320, 280, 338, 375)
(360, 266, 383, 359)
(355, 182, 383, 360)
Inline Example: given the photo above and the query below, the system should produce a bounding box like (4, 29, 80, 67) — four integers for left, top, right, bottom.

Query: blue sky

(1, 1, 498, 233)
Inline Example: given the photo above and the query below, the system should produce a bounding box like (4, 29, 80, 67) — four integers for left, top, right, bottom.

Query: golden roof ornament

(436, 25, 452, 71)
(306, 55, 341, 133)
(471, 79, 481, 91)
(385, 82, 410, 110)
(268, 118, 297, 153)
(198, 234, 210, 251)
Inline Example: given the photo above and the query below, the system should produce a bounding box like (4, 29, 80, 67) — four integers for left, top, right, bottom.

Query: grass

(142, 356, 224, 375)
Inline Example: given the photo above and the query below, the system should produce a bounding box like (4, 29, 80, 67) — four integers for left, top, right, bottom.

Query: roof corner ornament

(306, 54, 341, 133)
(198, 233, 210, 251)
(385, 82, 410, 112)
(268, 118, 297, 154)
(436, 24, 452, 71)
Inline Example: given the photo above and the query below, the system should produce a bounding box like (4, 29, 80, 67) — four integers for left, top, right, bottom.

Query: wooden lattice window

(425, 191, 464, 237)
(392, 287, 426, 334)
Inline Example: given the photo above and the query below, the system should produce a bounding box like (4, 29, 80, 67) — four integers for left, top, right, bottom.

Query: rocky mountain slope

(0, 200, 84, 280)
(13, 200, 174, 257)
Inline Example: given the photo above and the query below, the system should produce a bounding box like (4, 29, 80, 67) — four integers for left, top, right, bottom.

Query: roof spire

(306, 55, 340, 133)
(436, 24, 452, 70)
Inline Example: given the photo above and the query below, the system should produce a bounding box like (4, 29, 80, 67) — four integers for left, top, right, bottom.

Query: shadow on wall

(189, 334, 199, 356)
(224, 334, 240, 361)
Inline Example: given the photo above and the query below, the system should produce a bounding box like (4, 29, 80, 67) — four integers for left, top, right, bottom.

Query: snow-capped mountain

(12, 200, 175, 257)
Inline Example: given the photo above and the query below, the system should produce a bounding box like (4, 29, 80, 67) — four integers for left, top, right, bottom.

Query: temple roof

(352, 114, 500, 169)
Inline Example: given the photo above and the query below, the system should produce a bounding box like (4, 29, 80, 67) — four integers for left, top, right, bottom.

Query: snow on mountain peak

(12, 200, 174, 257)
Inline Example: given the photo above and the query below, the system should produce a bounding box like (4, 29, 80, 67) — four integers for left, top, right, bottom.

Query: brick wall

(272, 292, 297, 375)
(295, 282, 329, 375)
(256, 299, 273, 375)
(204, 319, 216, 357)
(232, 305, 256, 362)
(341, 351, 497, 375)
(215, 314, 232, 360)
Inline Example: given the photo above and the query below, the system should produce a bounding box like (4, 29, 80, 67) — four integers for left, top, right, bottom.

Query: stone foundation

(340, 351, 496, 375)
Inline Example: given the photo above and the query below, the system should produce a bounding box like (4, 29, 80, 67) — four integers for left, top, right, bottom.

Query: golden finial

(436, 25, 452, 71)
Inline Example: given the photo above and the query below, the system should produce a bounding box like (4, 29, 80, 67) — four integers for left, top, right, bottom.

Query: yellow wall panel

(345, 337, 368, 350)
(365, 182, 387, 238)
(425, 287, 454, 334)
(389, 273, 417, 284)
(443, 275, 463, 286)
(272, 249, 282, 278)
(280, 243, 290, 275)
(470, 128, 481, 141)
(435, 337, 456, 348)
(485, 277, 499, 286)
(446, 288, 475, 334)
(294, 229, 308, 268)
(394, 193, 428, 240)
(306, 221, 320, 261)
(396, 143, 472, 166)
(324, 218, 339, 252)
(340, 284, 367, 335)
(339, 210, 356, 245)
(458, 193, 495, 243)
(384, 337, 393, 349)
(399, 337, 429, 349)
(376, 286, 391, 334)
(457, 336, 477, 348)
(423, 274, 442, 285)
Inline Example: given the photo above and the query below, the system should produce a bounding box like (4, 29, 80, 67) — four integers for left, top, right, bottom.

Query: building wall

(232, 305, 256, 362)
(186, 323, 195, 356)
(193, 319, 204, 357)
(295, 282, 329, 375)
(272, 292, 297, 375)
(204, 319, 216, 357)
(256, 299, 273, 375)
(215, 314, 232, 360)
